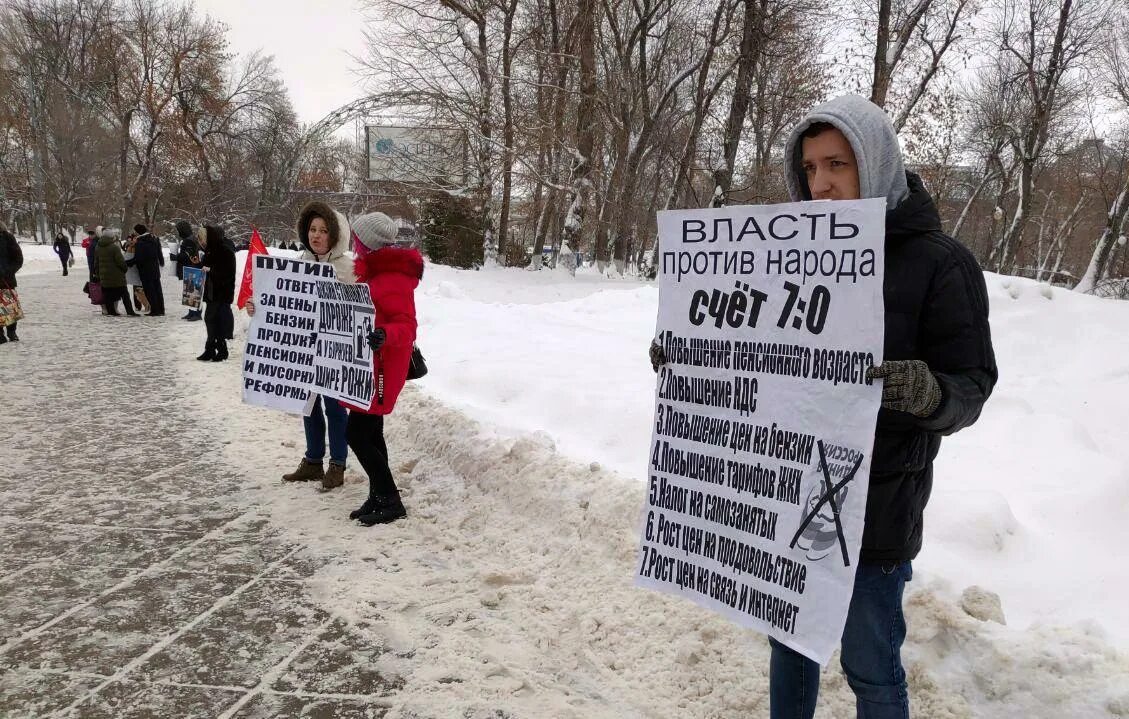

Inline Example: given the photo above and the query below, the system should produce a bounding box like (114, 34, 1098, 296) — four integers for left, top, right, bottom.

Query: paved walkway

(0, 268, 398, 718)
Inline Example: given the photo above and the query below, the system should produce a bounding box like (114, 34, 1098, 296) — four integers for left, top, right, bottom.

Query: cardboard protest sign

(312, 280, 377, 408)
(181, 267, 205, 308)
(241, 255, 335, 414)
(636, 198, 885, 664)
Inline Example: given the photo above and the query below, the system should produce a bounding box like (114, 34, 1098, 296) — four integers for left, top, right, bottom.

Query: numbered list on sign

(636, 198, 886, 665)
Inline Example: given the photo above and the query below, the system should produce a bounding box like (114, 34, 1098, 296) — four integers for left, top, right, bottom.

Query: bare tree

(1076, 18, 1129, 292)
(987, 0, 1108, 273)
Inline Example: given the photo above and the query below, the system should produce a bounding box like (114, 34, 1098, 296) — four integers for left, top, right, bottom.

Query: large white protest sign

(313, 280, 377, 407)
(636, 198, 885, 665)
(241, 255, 336, 414)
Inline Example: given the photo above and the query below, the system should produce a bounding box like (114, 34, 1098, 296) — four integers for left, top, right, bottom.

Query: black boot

(197, 339, 217, 361)
(6, 323, 18, 342)
(357, 493, 406, 526)
(0, 333, 6, 345)
(212, 339, 228, 362)
(349, 496, 379, 520)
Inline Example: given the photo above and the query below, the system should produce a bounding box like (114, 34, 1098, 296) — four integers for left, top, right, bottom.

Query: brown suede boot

(282, 459, 324, 482)
(318, 462, 345, 492)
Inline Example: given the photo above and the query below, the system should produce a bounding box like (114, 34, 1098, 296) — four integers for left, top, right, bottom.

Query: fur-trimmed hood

(355, 245, 424, 284)
(297, 200, 354, 282)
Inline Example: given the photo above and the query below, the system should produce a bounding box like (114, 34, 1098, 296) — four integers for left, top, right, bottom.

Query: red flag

(237, 228, 269, 309)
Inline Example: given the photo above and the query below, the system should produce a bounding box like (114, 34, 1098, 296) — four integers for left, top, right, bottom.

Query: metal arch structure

(283, 95, 390, 192)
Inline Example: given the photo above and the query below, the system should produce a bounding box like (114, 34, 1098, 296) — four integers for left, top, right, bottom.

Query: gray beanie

(352, 212, 399, 250)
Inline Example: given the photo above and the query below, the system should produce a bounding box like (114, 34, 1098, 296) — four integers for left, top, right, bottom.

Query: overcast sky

(192, 0, 371, 130)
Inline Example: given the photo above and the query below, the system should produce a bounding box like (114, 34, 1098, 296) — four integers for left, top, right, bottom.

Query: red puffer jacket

(347, 246, 424, 415)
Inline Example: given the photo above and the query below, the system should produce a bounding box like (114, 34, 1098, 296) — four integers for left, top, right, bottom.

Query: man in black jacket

(652, 95, 996, 719)
(128, 224, 166, 316)
(174, 220, 203, 321)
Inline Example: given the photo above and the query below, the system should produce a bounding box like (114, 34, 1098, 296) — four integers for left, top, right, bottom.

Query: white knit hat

(352, 212, 399, 250)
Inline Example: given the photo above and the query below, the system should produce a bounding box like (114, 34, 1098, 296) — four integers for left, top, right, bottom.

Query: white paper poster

(636, 198, 886, 664)
(313, 280, 377, 408)
(241, 255, 336, 414)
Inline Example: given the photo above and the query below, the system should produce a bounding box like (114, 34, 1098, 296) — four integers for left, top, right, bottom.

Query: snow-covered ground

(9, 240, 1129, 717)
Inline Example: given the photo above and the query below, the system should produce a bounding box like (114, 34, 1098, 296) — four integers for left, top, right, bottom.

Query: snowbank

(408, 264, 1129, 656)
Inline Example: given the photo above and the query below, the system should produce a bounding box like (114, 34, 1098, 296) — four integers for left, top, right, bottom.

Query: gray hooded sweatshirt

(783, 94, 909, 212)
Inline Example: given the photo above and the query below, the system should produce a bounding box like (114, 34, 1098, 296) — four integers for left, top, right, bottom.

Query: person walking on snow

(246, 201, 356, 492)
(53, 233, 73, 276)
(651, 95, 997, 719)
(127, 223, 166, 316)
(345, 212, 423, 526)
(196, 225, 235, 362)
(175, 220, 204, 321)
(0, 221, 24, 343)
(95, 227, 139, 316)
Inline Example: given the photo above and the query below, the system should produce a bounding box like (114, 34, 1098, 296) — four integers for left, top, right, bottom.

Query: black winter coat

(129, 234, 164, 278)
(863, 173, 997, 563)
(176, 237, 203, 280)
(0, 230, 23, 289)
(53, 237, 72, 258)
(202, 237, 236, 305)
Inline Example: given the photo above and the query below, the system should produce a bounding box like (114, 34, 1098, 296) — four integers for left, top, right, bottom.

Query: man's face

(801, 128, 861, 201)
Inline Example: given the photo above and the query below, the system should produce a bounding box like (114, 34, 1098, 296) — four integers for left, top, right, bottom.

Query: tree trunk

(497, 0, 517, 264)
(1076, 177, 1129, 293)
(711, 0, 762, 207)
(561, 0, 597, 274)
(870, 0, 893, 108)
(950, 167, 995, 239)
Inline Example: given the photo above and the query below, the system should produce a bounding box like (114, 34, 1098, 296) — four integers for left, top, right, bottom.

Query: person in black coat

(127, 223, 166, 316)
(175, 220, 204, 321)
(53, 233, 73, 276)
(197, 224, 236, 362)
(653, 95, 997, 719)
(0, 221, 24, 342)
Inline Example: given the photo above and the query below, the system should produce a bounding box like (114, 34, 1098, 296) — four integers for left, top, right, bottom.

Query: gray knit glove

(649, 339, 666, 373)
(867, 360, 942, 417)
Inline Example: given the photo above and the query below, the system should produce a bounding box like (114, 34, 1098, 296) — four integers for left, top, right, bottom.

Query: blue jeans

(304, 395, 348, 466)
(770, 561, 912, 719)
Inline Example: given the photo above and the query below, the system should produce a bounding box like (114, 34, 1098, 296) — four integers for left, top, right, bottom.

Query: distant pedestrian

(95, 227, 138, 317)
(128, 223, 166, 316)
(0, 220, 24, 343)
(53, 233, 73, 276)
(196, 225, 235, 362)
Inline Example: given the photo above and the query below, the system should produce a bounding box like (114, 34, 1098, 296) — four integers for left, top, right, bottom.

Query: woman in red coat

(346, 212, 423, 525)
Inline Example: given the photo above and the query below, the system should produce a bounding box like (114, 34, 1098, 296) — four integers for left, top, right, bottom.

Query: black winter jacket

(176, 237, 203, 280)
(862, 173, 997, 563)
(53, 236, 73, 258)
(202, 229, 236, 305)
(0, 230, 23, 289)
(129, 233, 165, 277)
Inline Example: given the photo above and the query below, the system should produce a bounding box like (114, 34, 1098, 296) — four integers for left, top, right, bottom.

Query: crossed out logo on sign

(791, 441, 864, 566)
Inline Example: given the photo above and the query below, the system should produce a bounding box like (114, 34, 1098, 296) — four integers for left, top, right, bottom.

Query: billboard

(365, 125, 467, 184)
